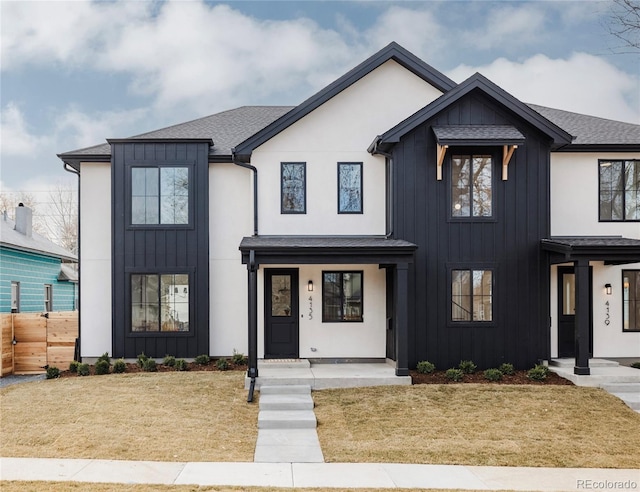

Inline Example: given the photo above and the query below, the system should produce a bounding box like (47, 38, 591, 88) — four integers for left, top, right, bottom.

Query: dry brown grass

(314, 384, 640, 468)
(0, 372, 257, 462)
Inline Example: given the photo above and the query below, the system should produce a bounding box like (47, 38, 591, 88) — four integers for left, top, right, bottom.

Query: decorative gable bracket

(502, 145, 517, 181)
(436, 144, 448, 180)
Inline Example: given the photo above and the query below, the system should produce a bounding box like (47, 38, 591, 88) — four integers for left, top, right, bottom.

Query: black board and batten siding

(392, 91, 552, 369)
(111, 141, 210, 358)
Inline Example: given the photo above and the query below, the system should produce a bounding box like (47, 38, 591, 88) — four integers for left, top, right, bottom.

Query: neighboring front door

(265, 269, 299, 359)
(557, 266, 593, 358)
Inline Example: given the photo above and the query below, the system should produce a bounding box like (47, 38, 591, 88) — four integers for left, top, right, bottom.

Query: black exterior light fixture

(605, 283, 612, 295)
(308, 280, 314, 292)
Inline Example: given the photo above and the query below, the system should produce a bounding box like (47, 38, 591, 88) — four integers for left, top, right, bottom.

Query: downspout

(63, 161, 81, 361)
(232, 150, 258, 236)
(369, 138, 394, 238)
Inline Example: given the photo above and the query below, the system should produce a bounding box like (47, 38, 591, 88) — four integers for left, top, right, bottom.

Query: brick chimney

(15, 203, 32, 237)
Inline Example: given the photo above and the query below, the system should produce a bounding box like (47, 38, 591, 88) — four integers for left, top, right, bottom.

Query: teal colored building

(1, 205, 77, 313)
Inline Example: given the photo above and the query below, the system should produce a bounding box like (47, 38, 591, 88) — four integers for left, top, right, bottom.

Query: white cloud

(0, 102, 53, 156)
(447, 53, 640, 124)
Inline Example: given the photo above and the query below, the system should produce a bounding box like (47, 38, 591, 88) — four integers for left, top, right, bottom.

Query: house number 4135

(604, 300, 610, 326)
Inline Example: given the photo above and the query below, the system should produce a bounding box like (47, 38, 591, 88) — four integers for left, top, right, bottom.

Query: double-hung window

(451, 269, 493, 322)
(131, 273, 190, 332)
(599, 160, 640, 221)
(451, 154, 493, 217)
(623, 270, 640, 332)
(281, 162, 306, 214)
(131, 166, 189, 225)
(322, 271, 363, 322)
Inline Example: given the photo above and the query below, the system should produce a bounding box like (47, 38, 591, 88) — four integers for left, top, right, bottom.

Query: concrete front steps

(254, 384, 324, 463)
(549, 359, 640, 412)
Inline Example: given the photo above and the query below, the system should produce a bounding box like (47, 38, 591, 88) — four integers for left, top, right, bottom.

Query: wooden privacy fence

(1, 311, 78, 376)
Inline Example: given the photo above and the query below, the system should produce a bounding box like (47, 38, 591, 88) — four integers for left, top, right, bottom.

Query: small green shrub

(113, 359, 127, 373)
(416, 360, 436, 374)
(46, 366, 60, 379)
(527, 364, 549, 381)
(94, 360, 110, 375)
(232, 350, 247, 365)
(96, 352, 111, 365)
(498, 363, 515, 376)
(445, 368, 464, 382)
(194, 354, 210, 365)
(216, 358, 229, 371)
(77, 363, 90, 376)
(69, 361, 79, 373)
(142, 358, 157, 372)
(458, 360, 477, 374)
(175, 359, 189, 371)
(163, 355, 176, 367)
(631, 362, 640, 369)
(484, 368, 503, 381)
(136, 353, 149, 368)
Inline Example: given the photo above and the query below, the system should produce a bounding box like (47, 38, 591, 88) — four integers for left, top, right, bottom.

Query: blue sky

(1, 0, 639, 196)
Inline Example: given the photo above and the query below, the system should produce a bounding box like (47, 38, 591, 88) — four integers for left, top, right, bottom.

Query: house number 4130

(604, 300, 610, 326)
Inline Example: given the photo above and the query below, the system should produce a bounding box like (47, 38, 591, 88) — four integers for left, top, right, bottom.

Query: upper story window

(131, 167, 189, 225)
(131, 273, 190, 332)
(623, 270, 640, 332)
(281, 162, 306, 214)
(322, 271, 363, 322)
(451, 154, 492, 217)
(452, 269, 493, 322)
(338, 162, 363, 214)
(599, 160, 640, 221)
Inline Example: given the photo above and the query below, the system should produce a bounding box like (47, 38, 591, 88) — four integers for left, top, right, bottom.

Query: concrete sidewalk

(1, 457, 639, 491)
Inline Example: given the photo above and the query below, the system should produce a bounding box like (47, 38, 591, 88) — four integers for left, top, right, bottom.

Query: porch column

(247, 251, 258, 378)
(395, 262, 409, 376)
(574, 259, 590, 375)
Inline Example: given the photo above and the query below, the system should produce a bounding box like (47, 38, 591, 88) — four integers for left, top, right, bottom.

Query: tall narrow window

(11, 281, 20, 313)
(131, 166, 189, 225)
(322, 271, 363, 322)
(338, 162, 363, 213)
(623, 271, 640, 331)
(452, 269, 493, 322)
(599, 160, 640, 221)
(44, 284, 53, 312)
(451, 155, 492, 217)
(131, 274, 189, 332)
(281, 162, 306, 213)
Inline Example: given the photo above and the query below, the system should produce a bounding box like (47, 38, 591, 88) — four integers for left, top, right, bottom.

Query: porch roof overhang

(239, 236, 417, 265)
(432, 125, 525, 146)
(541, 236, 640, 265)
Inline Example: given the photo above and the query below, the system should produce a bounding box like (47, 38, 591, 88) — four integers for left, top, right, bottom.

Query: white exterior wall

(252, 60, 444, 236)
(209, 163, 253, 356)
(256, 264, 387, 359)
(550, 153, 640, 357)
(80, 162, 112, 357)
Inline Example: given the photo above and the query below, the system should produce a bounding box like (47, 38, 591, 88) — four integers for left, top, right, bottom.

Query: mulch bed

(410, 369, 573, 385)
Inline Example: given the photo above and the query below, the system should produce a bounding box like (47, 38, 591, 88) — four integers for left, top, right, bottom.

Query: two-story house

(58, 43, 639, 379)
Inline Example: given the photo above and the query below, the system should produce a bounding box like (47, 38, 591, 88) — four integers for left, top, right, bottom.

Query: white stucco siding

(209, 163, 253, 356)
(550, 152, 640, 238)
(257, 265, 387, 359)
(252, 60, 444, 236)
(80, 162, 112, 357)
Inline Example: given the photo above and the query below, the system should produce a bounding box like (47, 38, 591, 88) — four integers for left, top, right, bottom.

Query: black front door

(265, 269, 299, 358)
(557, 266, 593, 358)
(385, 267, 395, 360)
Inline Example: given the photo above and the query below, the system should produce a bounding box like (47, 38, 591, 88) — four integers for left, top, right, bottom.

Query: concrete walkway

(2, 457, 639, 490)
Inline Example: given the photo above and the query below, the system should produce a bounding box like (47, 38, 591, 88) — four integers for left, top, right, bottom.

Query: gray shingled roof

(528, 104, 640, 146)
(1, 215, 77, 262)
(432, 125, 525, 144)
(60, 106, 294, 158)
(239, 236, 417, 251)
(542, 236, 640, 248)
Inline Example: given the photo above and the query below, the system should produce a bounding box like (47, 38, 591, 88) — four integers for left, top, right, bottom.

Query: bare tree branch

(606, 0, 640, 52)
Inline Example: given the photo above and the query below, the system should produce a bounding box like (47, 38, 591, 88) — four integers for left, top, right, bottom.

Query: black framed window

(131, 273, 190, 332)
(338, 162, 363, 213)
(599, 160, 640, 221)
(451, 154, 492, 217)
(623, 270, 640, 332)
(131, 166, 189, 225)
(281, 162, 306, 214)
(322, 271, 363, 322)
(452, 269, 493, 322)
